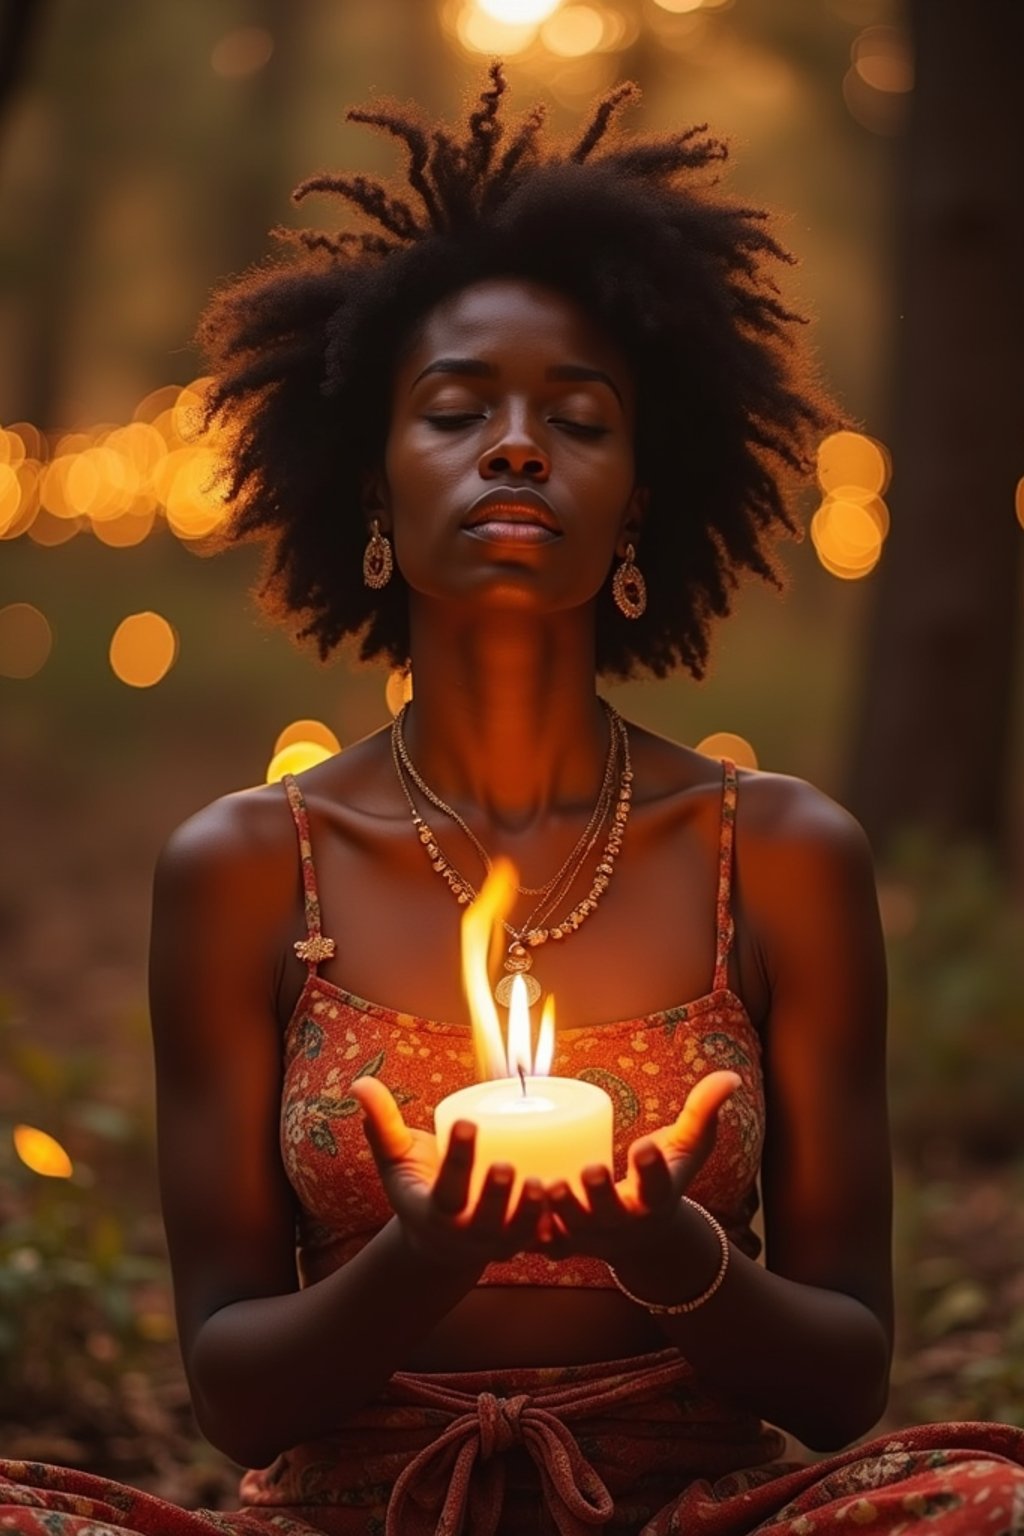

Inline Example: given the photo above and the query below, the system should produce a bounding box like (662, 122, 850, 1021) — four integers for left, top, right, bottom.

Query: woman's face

(377, 277, 644, 618)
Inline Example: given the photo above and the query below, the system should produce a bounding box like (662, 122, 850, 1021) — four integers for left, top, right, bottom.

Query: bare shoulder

(736, 767, 874, 863)
(150, 780, 304, 1005)
(733, 769, 883, 997)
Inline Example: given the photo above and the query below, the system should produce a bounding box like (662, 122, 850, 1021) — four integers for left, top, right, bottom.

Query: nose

(478, 408, 550, 481)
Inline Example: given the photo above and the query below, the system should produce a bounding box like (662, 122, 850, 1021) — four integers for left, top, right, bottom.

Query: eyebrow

(410, 357, 623, 406)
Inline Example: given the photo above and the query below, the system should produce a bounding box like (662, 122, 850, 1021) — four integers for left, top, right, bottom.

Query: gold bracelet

(606, 1197, 730, 1315)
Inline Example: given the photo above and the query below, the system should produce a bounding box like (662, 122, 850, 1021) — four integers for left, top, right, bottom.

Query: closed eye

(422, 413, 484, 429)
(550, 420, 609, 438)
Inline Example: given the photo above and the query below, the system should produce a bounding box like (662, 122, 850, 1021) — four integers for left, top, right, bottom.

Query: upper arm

(148, 790, 301, 1388)
(745, 777, 892, 1346)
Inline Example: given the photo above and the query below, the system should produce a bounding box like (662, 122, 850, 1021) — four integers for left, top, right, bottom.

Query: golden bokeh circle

(266, 740, 335, 783)
(816, 431, 891, 496)
(385, 668, 414, 717)
(0, 602, 53, 679)
(109, 611, 178, 688)
(695, 731, 758, 769)
(273, 719, 342, 756)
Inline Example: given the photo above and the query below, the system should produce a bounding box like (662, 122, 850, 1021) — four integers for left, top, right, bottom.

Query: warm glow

(811, 496, 884, 579)
(651, 0, 704, 12)
(385, 668, 414, 717)
(535, 994, 556, 1076)
(462, 860, 518, 1081)
(109, 611, 178, 688)
(1015, 476, 1024, 532)
(456, 5, 538, 54)
(0, 462, 21, 531)
(852, 26, 913, 94)
(0, 428, 27, 470)
(91, 505, 156, 547)
(266, 740, 336, 783)
(477, 0, 560, 20)
(28, 509, 82, 546)
(696, 731, 758, 769)
(274, 719, 342, 756)
(0, 602, 53, 679)
(816, 430, 891, 496)
(211, 27, 274, 79)
(542, 4, 604, 54)
(13, 1124, 73, 1179)
(159, 447, 229, 539)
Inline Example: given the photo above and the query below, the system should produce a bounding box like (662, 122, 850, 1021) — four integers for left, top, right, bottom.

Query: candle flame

(462, 861, 557, 1080)
(535, 994, 556, 1077)
(13, 1123, 73, 1178)
(462, 858, 518, 1080)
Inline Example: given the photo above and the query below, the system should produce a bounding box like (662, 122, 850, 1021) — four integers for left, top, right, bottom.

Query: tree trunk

(845, 0, 1024, 866)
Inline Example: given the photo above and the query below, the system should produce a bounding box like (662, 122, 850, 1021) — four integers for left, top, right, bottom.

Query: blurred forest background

(0, 0, 1022, 1507)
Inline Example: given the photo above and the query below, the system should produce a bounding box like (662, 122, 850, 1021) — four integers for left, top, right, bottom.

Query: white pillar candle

(434, 1074, 614, 1212)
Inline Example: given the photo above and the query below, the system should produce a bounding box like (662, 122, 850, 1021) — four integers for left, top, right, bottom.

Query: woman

(2, 65, 1021, 1536)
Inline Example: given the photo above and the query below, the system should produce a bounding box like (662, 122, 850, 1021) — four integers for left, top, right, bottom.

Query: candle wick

(518, 1065, 527, 1096)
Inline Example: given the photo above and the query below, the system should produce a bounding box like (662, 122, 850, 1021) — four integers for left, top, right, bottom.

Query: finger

(670, 1070, 742, 1152)
(547, 1178, 590, 1235)
(431, 1119, 476, 1218)
(631, 1141, 674, 1213)
(581, 1164, 623, 1224)
(469, 1163, 516, 1234)
(350, 1076, 413, 1162)
(505, 1178, 546, 1251)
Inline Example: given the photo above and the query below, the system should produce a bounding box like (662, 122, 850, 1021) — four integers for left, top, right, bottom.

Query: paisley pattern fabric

(279, 760, 764, 1289)
(2, 1412, 1023, 1534)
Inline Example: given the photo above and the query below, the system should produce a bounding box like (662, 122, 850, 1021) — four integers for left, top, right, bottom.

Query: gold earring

(612, 544, 646, 619)
(363, 519, 393, 589)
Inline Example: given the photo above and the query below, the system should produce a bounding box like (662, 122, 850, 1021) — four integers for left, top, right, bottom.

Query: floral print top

(280, 758, 764, 1289)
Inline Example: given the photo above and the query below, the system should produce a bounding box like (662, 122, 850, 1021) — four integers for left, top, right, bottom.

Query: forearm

(613, 1207, 891, 1451)
(188, 1218, 483, 1467)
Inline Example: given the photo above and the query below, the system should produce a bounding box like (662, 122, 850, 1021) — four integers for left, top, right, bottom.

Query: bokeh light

(109, 611, 178, 688)
(651, 0, 705, 12)
(817, 430, 891, 496)
(385, 668, 414, 717)
(811, 495, 885, 578)
(696, 731, 758, 769)
(13, 1124, 73, 1179)
(28, 508, 82, 546)
(456, 5, 538, 54)
(852, 25, 913, 93)
(273, 719, 343, 756)
(541, 4, 605, 54)
(1015, 476, 1024, 532)
(477, 0, 561, 20)
(266, 740, 336, 783)
(0, 602, 53, 679)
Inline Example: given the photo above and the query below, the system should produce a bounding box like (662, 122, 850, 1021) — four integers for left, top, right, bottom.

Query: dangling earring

(612, 543, 646, 619)
(363, 519, 393, 589)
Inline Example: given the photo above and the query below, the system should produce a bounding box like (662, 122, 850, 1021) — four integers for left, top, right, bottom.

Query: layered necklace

(390, 700, 633, 1007)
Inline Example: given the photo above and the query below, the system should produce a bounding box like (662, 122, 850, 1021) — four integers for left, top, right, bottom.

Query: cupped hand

(540, 1069, 742, 1264)
(350, 1077, 546, 1269)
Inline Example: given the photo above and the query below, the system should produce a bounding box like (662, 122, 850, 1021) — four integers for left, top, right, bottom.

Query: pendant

(495, 971, 542, 1008)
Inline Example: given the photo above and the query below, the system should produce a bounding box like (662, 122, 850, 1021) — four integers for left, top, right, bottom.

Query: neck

(401, 606, 610, 831)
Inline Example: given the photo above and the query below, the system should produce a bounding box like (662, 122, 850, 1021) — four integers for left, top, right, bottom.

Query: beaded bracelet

(606, 1197, 730, 1315)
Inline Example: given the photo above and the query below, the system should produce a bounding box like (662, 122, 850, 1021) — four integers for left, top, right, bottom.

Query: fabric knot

(477, 1392, 530, 1460)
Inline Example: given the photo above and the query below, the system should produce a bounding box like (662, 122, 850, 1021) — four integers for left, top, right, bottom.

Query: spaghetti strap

(281, 774, 336, 968)
(712, 759, 738, 993)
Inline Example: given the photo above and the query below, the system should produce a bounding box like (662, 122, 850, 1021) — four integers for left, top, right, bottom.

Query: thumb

(350, 1076, 413, 1164)
(671, 1070, 742, 1156)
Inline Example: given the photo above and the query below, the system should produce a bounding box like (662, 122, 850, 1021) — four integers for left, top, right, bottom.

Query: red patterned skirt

(1, 1350, 1022, 1535)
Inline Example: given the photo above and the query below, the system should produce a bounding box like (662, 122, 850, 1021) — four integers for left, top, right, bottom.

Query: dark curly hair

(197, 64, 833, 681)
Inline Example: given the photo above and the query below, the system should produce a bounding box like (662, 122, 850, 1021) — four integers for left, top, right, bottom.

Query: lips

(463, 486, 561, 535)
